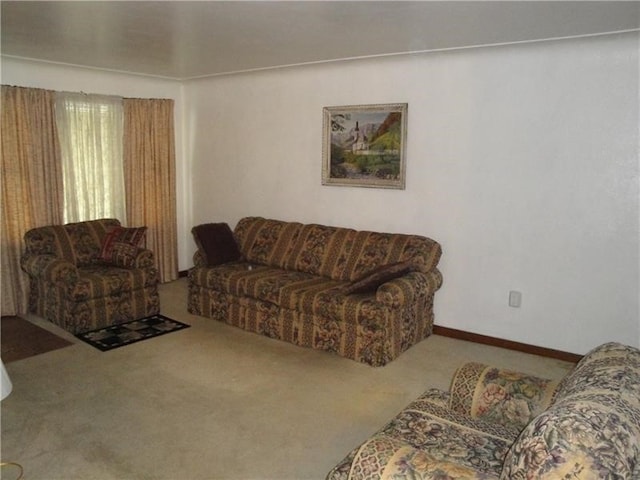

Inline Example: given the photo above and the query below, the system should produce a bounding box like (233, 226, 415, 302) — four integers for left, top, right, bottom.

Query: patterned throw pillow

(342, 261, 414, 295)
(100, 226, 147, 265)
(108, 242, 138, 268)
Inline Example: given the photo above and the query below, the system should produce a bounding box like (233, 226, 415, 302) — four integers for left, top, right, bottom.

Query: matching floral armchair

(21, 218, 160, 334)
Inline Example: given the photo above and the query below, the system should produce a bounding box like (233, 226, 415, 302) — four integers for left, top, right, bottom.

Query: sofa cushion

(191, 223, 242, 266)
(241, 268, 333, 306)
(342, 261, 414, 295)
(233, 217, 304, 269)
(190, 263, 322, 299)
(282, 223, 354, 278)
(341, 231, 441, 281)
(291, 283, 391, 324)
(189, 262, 253, 296)
(378, 445, 497, 480)
(448, 362, 559, 432)
(327, 389, 519, 480)
(283, 224, 441, 282)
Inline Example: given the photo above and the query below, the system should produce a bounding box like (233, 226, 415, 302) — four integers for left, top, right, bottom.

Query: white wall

(185, 32, 639, 355)
(0, 58, 193, 270)
(3, 33, 638, 355)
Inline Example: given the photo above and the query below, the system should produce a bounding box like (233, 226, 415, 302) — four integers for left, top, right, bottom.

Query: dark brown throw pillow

(100, 226, 147, 264)
(342, 261, 414, 295)
(192, 223, 241, 266)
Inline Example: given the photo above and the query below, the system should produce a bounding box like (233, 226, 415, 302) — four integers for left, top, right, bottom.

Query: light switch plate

(509, 290, 522, 308)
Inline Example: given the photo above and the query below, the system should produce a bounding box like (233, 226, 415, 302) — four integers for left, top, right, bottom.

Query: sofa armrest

(193, 250, 207, 268)
(500, 398, 638, 479)
(449, 362, 559, 432)
(21, 254, 79, 284)
(500, 342, 640, 479)
(376, 269, 443, 308)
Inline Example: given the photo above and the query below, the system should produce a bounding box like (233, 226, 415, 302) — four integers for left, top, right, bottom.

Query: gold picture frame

(322, 103, 407, 189)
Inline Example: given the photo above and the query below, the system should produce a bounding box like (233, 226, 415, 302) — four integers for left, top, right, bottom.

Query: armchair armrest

(133, 248, 155, 269)
(376, 269, 443, 308)
(100, 243, 155, 269)
(448, 362, 560, 431)
(21, 254, 79, 284)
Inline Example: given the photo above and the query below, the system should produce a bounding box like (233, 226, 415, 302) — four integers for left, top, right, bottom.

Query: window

(55, 93, 126, 223)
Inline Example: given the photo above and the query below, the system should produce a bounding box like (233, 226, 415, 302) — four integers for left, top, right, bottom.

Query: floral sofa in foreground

(188, 217, 443, 366)
(21, 218, 160, 334)
(326, 341, 640, 479)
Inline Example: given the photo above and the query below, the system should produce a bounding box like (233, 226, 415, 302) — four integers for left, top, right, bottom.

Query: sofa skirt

(187, 283, 435, 366)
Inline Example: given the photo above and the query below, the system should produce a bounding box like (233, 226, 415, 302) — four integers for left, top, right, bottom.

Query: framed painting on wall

(322, 103, 407, 189)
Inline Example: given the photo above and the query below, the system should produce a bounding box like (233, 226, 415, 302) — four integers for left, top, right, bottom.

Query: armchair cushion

(449, 362, 560, 431)
(66, 265, 158, 301)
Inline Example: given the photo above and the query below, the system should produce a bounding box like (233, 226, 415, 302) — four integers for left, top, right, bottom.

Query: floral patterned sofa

(188, 217, 443, 366)
(327, 341, 640, 479)
(21, 218, 160, 334)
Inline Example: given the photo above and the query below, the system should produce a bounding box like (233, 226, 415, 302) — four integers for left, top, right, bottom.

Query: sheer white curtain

(55, 92, 126, 223)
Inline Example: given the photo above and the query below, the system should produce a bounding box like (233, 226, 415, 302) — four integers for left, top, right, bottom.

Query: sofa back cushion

(500, 342, 640, 479)
(233, 216, 442, 281)
(24, 218, 121, 266)
(233, 217, 303, 269)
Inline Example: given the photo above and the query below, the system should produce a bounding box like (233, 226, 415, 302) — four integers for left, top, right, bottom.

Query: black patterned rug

(76, 315, 190, 352)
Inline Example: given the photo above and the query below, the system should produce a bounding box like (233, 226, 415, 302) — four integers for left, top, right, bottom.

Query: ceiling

(1, 1, 639, 81)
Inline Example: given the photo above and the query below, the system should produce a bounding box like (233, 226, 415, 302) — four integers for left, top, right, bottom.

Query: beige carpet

(0, 278, 574, 480)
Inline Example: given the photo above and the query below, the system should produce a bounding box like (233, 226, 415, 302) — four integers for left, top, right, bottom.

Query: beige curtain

(1, 86, 64, 315)
(123, 98, 178, 283)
